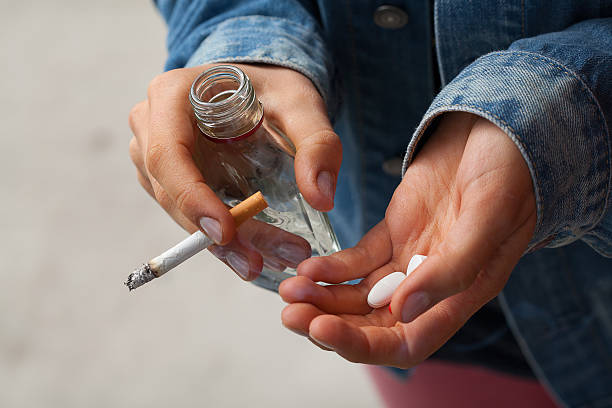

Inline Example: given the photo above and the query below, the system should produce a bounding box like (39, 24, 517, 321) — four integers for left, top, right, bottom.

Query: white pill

(406, 254, 427, 276)
(367, 271, 406, 308)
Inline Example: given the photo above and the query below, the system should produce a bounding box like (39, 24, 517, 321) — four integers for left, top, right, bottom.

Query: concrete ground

(0, 2, 380, 407)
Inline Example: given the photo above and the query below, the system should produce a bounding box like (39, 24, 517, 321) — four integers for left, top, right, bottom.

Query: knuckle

(302, 129, 342, 152)
(147, 73, 165, 93)
(454, 268, 475, 292)
(147, 73, 172, 98)
(147, 69, 184, 99)
(128, 138, 142, 164)
(136, 172, 154, 197)
(290, 80, 321, 101)
(460, 260, 482, 291)
(135, 170, 148, 187)
(393, 331, 418, 368)
(145, 142, 169, 175)
(435, 301, 457, 328)
(174, 181, 201, 215)
(128, 101, 146, 131)
(154, 187, 174, 211)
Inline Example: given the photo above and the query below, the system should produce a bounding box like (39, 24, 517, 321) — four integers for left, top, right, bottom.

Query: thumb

(271, 96, 341, 211)
(389, 194, 535, 324)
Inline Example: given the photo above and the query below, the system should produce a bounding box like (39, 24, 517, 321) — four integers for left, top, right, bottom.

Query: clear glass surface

(190, 66, 340, 291)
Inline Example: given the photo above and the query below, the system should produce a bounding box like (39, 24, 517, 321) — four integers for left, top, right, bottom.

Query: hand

(208, 218, 311, 281)
(279, 112, 536, 367)
(129, 64, 341, 279)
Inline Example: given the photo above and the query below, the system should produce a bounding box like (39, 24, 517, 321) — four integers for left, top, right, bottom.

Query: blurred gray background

(0, 2, 379, 407)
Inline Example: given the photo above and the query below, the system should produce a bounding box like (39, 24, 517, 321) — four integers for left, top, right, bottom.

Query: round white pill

(367, 271, 406, 308)
(406, 254, 427, 276)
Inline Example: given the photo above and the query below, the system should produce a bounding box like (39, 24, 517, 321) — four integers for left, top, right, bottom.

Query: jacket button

(382, 157, 404, 176)
(374, 5, 408, 29)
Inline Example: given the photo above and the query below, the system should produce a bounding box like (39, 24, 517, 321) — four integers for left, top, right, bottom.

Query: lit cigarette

(125, 191, 268, 291)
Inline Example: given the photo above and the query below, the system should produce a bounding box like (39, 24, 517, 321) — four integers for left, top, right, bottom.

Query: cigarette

(125, 191, 268, 291)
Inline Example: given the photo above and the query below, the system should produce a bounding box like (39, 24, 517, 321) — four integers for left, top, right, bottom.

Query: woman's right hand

(128, 63, 341, 280)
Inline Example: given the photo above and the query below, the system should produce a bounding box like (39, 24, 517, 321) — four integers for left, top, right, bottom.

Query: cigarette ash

(125, 263, 157, 291)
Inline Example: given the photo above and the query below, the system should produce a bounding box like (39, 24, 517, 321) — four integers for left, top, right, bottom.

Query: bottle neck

(189, 65, 263, 141)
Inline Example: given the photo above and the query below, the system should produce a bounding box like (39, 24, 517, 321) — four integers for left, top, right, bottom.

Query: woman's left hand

(279, 112, 537, 367)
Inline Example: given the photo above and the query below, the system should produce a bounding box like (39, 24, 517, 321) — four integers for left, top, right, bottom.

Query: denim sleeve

(403, 18, 612, 256)
(153, 0, 333, 106)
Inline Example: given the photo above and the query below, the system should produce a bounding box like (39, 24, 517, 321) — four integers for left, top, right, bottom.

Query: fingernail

(276, 242, 310, 267)
(264, 258, 286, 272)
(208, 245, 226, 259)
(317, 171, 335, 203)
(199, 217, 222, 243)
(226, 251, 250, 280)
(310, 335, 335, 350)
(400, 292, 430, 323)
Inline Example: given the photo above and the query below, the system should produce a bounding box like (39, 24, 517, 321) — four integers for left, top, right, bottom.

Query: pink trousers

(367, 361, 559, 408)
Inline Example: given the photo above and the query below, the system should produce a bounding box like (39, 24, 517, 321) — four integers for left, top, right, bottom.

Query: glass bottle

(189, 65, 341, 292)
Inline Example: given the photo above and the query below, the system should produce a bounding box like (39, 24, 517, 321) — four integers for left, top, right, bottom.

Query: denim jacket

(154, 1, 612, 406)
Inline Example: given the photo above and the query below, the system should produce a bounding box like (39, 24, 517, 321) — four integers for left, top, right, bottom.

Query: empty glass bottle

(189, 65, 340, 292)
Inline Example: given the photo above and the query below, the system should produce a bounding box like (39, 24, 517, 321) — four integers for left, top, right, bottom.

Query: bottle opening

(189, 65, 262, 140)
(208, 89, 236, 103)
(192, 66, 245, 105)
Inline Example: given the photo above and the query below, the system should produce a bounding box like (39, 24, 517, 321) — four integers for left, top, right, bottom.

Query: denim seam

(483, 51, 610, 146)
(484, 50, 612, 234)
(404, 51, 611, 246)
(433, 1, 446, 86)
(195, 56, 325, 100)
(206, 14, 321, 35)
(186, 15, 331, 103)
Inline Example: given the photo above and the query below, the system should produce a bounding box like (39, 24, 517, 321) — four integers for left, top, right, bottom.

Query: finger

(308, 315, 411, 366)
(128, 100, 149, 138)
(132, 123, 191, 229)
(130, 107, 192, 230)
(390, 191, 535, 324)
(281, 302, 392, 337)
(208, 239, 263, 281)
(128, 105, 155, 197)
(307, 290, 490, 367)
(297, 221, 393, 283)
(236, 218, 311, 268)
(393, 279, 511, 367)
(146, 70, 234, 244)
(263, 258, 286, 273)
(303, 287, 497, 367)
(308, 337, 334, 351)
(129, 136, 146, 174)
(135, 169, 154, 198)
(268, 83, 341, 211)
(281, 302, 325, 336)
(279, 276, 372, 315)
(280, 262, 401, 315)
(130, 137, 156, 195)
(147, 176, 199, 233)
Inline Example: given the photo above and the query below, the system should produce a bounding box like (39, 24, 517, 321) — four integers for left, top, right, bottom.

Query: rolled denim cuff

(402, 51, 611, 250)
(185, 15, 333, 108)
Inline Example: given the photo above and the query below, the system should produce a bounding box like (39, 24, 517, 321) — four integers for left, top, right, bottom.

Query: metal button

(382, 157, 404, 176)
(374, 5, 408, 29)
